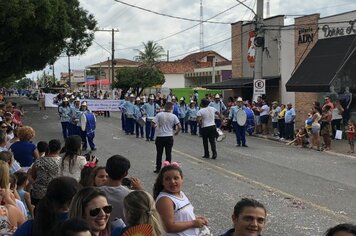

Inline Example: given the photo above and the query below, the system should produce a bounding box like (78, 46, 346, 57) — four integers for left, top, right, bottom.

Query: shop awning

(202, 76, 280, 89)
(85, 79, 111, 85)
(286, 34, 356, 92)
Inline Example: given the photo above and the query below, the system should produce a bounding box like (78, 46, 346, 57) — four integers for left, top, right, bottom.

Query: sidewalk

(253, 133, 356, 159)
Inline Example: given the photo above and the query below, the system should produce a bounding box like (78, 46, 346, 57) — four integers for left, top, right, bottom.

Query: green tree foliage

(15, 78, 33, 89)
(112, 67, 165, 96)
(0, 0, 97, 80)
(135, 41, 165, 67)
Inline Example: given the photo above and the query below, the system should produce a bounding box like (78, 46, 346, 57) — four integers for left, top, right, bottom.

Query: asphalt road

(15, 96, 356, 236)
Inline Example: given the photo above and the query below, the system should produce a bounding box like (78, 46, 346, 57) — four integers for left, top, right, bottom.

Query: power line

(169, 29, 251, 60)
(112, 0, 232, 24)
(235, 0, 256, 17)
(116, 2, 245, 51)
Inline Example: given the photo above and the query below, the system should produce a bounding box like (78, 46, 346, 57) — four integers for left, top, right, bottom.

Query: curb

(251, 134, 356, 159)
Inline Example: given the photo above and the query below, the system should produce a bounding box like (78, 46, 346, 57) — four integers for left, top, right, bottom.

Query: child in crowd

(14, 171, 33, 219)
(9, 174, 28, 220)
(295, 128, 309, 148)
(37, 141, 49, 157)
(0, 151, 21, 174)
(153, 162, 208, 235)
(111, 190, 165, 236)
(346, 119, 355, 153)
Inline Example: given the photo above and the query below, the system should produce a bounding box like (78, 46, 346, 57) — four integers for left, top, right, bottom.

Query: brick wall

(294, 14, 320, 127)
(231, 22, 243, 78)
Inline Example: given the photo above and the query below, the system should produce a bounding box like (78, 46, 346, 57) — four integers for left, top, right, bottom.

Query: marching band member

(229, 97, 248, 147)
(69, 97, 81, 136)
(186, 100, 199, 135)
(171, 96, 181, 118)
(142, 94, 160, 141)
(120, 94, 136, 135)
(120, 94, 129, 131)
(69, 95, 75, 108)
(80, 101, 96, 151)
(134, 97, 144, 138)
(58, 97, 71, 139)
(178, 97, 188, 133)
(209, 94, 227, 128)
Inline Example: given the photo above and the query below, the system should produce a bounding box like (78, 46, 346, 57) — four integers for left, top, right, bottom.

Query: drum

(245, 108, 255, 135)
(236, 109, 247, 126)
(216, 128, 226, 142)
(137, 117, 146, 127)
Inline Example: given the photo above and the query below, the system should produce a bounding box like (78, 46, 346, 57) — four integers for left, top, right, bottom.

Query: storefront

(286, 10, 356, 126)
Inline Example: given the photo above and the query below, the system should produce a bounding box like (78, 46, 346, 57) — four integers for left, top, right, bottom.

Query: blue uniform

(69, 105, 81, 136)
(141, 102, 160, 141)
(229, 105, 247, 146)
(178, 104, 188, 133)
(120, 101, 136, 135)
(134, 104, 144, 138)
(59, 105, 71, 139)
(186, 106, 199, 135)
(80, 111, 96, 150)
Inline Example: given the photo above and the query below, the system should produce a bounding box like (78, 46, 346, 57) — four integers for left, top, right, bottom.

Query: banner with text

(45, 93, 124, 111)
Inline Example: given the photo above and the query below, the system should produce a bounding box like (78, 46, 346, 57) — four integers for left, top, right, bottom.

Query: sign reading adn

(298, 27, 315, 44)
(253, 79, 265, 95)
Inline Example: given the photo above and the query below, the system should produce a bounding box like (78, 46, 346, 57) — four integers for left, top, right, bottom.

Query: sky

(28, 0, 356, 80)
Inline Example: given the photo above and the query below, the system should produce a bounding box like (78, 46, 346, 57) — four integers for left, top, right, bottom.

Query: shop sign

(298, 27, 315, 44)
(322, 19, 356, 38)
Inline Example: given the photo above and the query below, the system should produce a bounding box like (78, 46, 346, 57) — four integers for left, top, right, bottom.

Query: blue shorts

(260, 115, 269, 124)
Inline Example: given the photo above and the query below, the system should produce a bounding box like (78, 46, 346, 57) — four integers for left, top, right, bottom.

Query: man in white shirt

(152, 102, 181, 173)
(197, 98, 221, 159)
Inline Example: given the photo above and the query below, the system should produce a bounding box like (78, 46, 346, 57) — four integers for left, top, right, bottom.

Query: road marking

(172, 148, 356, 222)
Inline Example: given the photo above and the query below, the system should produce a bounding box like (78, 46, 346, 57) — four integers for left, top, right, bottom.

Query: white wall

(280, 26, 295, 105)
(319, 11, 356, 39)
(162, 74, 185, 88)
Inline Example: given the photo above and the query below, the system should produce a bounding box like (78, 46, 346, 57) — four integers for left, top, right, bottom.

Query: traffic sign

(254, 79, 265, 95)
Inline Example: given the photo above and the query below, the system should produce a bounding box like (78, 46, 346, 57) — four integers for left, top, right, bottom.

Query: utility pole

(200, 0, 204, 51)
(68, 55, 71, 90)
(111, 29, 115, 85)
(95, 28, 119, 85)
(253, 0, 265, 100)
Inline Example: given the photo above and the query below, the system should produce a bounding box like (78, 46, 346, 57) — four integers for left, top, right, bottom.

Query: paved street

(16, 96, 356, 236)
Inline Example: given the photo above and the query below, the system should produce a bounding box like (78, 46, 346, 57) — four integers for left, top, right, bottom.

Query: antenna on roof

(200, 0, 204, 52)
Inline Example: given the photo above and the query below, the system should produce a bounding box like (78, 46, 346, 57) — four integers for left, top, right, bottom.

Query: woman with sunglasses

(70, 187, 112, 236)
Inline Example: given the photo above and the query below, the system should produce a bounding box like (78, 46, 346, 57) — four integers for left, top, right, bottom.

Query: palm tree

(135, 41, 165, 67)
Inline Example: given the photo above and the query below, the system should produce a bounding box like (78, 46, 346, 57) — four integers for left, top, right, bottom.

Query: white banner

(45, 93, 59, 108)
(45, 93, 124, 111)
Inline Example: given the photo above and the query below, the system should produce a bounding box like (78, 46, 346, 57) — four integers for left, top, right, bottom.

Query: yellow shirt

(278, 108, 286, 119)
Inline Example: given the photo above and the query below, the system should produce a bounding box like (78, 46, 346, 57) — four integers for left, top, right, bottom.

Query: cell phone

(122, 177, 131, 188)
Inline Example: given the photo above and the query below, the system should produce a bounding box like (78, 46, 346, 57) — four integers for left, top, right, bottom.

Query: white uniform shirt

(152, 112, 180, 137)
(197, 107, 217, 128)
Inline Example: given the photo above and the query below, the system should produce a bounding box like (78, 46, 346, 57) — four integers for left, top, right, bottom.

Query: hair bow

(84, 162, 96, 168)
(162, 161, 180, 167)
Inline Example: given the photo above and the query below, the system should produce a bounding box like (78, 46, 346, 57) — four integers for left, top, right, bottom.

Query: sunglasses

(89, 205, 112, 217)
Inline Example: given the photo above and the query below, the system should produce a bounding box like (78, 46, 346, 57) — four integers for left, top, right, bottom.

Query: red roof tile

(181, 50, 229, 63)
(156, 61, 195, 74)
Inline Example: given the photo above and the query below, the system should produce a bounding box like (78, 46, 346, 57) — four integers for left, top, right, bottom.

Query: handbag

(335, 130, 342, 140)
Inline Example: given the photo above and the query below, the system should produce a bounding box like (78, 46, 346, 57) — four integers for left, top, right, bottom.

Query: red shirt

(347, 124, 355, 139)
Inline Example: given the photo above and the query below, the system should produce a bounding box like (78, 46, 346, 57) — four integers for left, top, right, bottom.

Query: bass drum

(245, 108, 255, 135)
(236, 109, 247, 126)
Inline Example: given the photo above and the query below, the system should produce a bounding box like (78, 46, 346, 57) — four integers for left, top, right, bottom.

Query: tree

(15, 78, 33, 89)
(112, 67, 165, 96)
(0, 0, 97, 80)
(135, 41, 165, 67)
